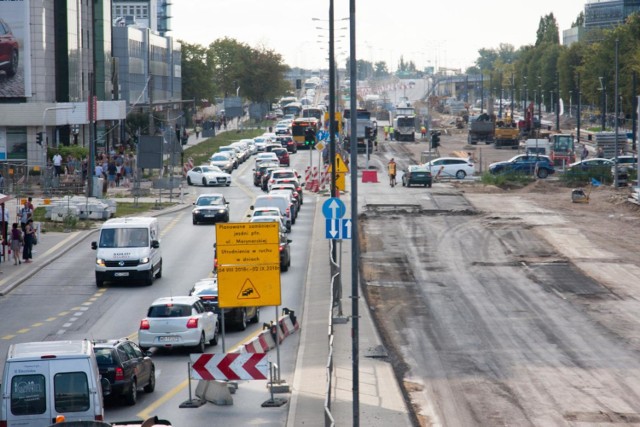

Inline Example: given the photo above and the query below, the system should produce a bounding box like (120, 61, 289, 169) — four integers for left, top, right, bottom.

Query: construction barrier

(362, 170, 378, 183)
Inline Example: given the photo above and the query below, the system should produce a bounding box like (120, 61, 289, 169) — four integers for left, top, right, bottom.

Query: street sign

(328, 153, 349, 173)
(191, 353, 269, 381)
(325, 218, 352, 239)
(335, 172, 345, 191)
(316, 130, 328, 141)
(322, 197, 346, 219)
(217, 266, 281, 307)
(315, 141, 325, 152)
(216, 222, 281, 307)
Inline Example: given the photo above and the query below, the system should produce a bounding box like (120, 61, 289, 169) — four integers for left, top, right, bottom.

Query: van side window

(11, 374, 47, 415)
(54, 372, 90, 412)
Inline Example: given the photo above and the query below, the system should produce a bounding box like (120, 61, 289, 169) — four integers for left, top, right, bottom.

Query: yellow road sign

(217, 265, 281, 307)
(315, 141, 325, 152)
(217, 243, 280, 265)
(216, 222, 280, 246)
(335, 172, 346, 191)
(328, 153, 349, 173)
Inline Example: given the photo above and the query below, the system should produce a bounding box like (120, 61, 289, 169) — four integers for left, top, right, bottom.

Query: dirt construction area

(357, 115, 640, 426)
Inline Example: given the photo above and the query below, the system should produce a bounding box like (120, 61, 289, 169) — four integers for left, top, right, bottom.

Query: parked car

(138, 296, 219, 353)
(209, 152, 235, 174)
(567, 158, 614, 171)
(489, 154, 555, 178)
(192, 193, 230, 224)
(186, 165, 231, 187)
(423, 157, 475, 179)
(189, 278, 259, 331)
(0, 19, 19, 78)
(93, 338, 155, 406)
(401, 165, 433, 187)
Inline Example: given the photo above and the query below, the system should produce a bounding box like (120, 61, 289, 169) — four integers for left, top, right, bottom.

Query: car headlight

(140, 257, 150, 264)
(193, 209, 200, 214)
(96, 258, 105, 267)
(218, 209, 226, 214)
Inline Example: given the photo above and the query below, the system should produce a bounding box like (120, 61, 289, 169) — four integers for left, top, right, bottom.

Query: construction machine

(494, 113, 520, 149)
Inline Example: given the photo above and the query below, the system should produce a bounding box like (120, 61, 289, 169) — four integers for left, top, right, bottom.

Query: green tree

(181, 42, 216, 106)
(240, 45, 289, 103)
(535, 13, 560, 46)
(374, 61, 389, 78)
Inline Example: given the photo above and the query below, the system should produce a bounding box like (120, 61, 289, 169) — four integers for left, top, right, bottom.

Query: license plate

(114, 272, 129, 277)
(159, 336, 179, 343)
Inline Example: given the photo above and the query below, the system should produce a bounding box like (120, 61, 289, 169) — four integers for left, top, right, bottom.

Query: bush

(48, 146, 89, 162)
(480, 171, 534, 188)
(560, 166, 612, 187)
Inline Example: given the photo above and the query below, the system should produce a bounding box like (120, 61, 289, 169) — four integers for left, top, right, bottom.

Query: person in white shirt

(52, 153, 63, 177)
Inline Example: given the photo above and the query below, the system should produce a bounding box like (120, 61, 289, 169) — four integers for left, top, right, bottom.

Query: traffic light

(365, 126, 372, 139)
(36, 132, 43, 146)
(304, 128, 315, 147)
(430, 131, 441, 148)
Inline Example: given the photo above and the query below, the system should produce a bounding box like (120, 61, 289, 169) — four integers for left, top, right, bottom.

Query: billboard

(0, 0, 31, 97)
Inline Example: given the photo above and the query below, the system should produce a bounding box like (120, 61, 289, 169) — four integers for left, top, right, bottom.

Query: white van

(1, 340, 109, 427)
(91, 217, 162, 287)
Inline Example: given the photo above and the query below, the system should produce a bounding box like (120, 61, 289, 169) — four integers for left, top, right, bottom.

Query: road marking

(137, 379, 188, 420)
(16, 328, 29, 334)
(2, 335, 15, 340)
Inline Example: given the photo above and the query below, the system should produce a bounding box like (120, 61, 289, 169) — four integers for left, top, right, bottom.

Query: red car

(272, 147, 290, 166)
(0, 19, 19, 77)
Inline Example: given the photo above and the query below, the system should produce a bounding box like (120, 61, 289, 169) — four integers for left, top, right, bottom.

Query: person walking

(388, 158, 397, 187)
(383, 125, 389, 141)
(19, 200, 32, 233)
(22, 219, 34, 263)
(10, 223, 22, 265)
(580, 144, 589, 162)
(52, 152, 63, 177)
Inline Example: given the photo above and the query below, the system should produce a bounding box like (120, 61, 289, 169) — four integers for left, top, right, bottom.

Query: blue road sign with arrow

(322, 198, 346, 219)
(322, 198, 350, 239)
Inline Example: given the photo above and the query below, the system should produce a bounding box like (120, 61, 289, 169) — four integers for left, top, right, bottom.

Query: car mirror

(91, 241, 97, 250)
(287, 239, 292, 244)
(151, 240, 160, 249)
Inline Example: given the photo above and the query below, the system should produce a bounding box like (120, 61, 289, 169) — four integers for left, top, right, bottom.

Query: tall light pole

(614, 39, 619, 187)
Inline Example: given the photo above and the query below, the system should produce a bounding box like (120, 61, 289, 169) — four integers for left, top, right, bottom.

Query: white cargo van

(0, 340, 109, 427)
(91, 217, 162, 287)
(250, 194, 295, 229)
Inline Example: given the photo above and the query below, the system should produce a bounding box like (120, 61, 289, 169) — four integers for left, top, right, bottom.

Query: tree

(535, 13, 560, 46)
(181, 42, 216, 107)
(240, 45, 289, 103)
(374, 61, 389, 78)
(572, 11, 584, 28)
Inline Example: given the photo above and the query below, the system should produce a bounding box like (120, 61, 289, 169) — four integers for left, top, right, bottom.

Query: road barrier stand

(179, 362, 206, 408)
(262, 362, 288, 407)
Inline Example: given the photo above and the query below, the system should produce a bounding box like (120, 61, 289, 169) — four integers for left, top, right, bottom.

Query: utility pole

(577, 73, 581, 145)
(555, 72, 560, 132)
(633, 71, 637, 152)
(614, 39, 619, 187)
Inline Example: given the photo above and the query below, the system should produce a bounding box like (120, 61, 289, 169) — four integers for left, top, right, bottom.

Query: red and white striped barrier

(188, 157, 194, 168)
(278, 314, 300, 337)
(308, 166, 319, 192)
(318, 164, 330, 191)
(304, 166, 311, 183)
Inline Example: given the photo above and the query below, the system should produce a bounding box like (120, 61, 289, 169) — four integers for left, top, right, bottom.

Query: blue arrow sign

(322, 198, 346, 219)
(325, 218, 352, 239)
(317, 130, 328, 141)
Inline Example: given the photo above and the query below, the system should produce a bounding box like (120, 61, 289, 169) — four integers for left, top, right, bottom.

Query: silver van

(1, 340, 109, 427)
(250, 194, 295, 229)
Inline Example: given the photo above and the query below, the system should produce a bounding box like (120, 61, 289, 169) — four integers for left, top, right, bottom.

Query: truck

(524, 139, 550, 156)
(343, 108, 374, 153)
(549, 134, 576, 166)
(393, 111, 416, 142)
(467, 113, 495, 145)
(494, 116, 520, 149)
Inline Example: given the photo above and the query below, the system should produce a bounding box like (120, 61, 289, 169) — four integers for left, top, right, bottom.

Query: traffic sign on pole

(325, 218, 352, 239)
(322, 197, 346, 219)
(190, 353, 269, 381)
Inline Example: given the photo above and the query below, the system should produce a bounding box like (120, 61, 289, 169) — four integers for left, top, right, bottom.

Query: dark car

(272, 147, 290, 166)
(402, 165, 433, 187)
(489, 154, 555, 179)
(192, 193, 229, 224)
(276, 136, 297, 153)
(189, 278, 260, 330)
(253, 161, 280, 186)
(261, 166, 282, 192)
(93, 338, 155, 406)
(0, 19, 19, 78)
(278, 231, 292, 272)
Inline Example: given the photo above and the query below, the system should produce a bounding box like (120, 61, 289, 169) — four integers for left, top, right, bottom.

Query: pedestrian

(383, 125, 389, 141)
(596, 146, 604, 158)
(421, 126, 427, 140)
(388, 158, 397, 187)
(52, 152, 63, 177)
(107, 160, 117, 188)
(389, 126, 395, 141)
(10, 223, 22, 265)
(19, 200, 32, 233)
(580, 144, 589, 162)
(23, 219, 34, 263)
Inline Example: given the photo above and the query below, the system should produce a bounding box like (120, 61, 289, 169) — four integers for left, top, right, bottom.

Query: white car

(208, 152, 235, 173)
(423, 157, 476, 179)
(239, 139, 258, 155)
(255, 152, 279, 167)
(186, 165, 231, 187)
(138, 296, 219, 353)
(249, 215, 288, 234)
(253, 136, 273, 152)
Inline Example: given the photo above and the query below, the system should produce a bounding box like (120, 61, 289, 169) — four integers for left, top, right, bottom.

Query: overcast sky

(170, 0, 585, 72)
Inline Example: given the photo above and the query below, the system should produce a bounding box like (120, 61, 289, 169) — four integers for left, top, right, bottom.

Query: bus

(291, 117, 319, 149)
(282, 102, 303, 118)
(342, 109, 374, 153)
(302, 107, 324, 122)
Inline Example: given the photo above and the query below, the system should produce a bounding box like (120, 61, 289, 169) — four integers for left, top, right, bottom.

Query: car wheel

(125, 379, 137, 406)
(194, 333, 206, 353)
(210, 326, 219, 346)
(224, 214, 230, 222)
(6, 50, 18, 77)
(238, 310, 248, 331)
(187, 177, 193, 185)
(96, 277, 104, 288)
(144, 368, 155, 393)
(282, 261, 289, 272)
(154, 264, 162, 279)
(537, 168, 549, 179)
(226, 183, 231, 186)
(402, 179, 406, 187)
(250, 308, 260, 324)
(202, 178, 208, 186)
(455, 170, 467, 179)
(428, 182, 432, 188)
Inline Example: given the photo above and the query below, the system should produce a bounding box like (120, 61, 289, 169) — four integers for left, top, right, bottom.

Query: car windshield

(211, 155, 228, 161)
(94, 348, 114, 365)
(148, 304, 192, 318)
(201, 166, 222, 173)
(196, 196, 223, 206)
(253, 209, 280, 217)
(192, 287, 218, 297)
(99, 227, 149, 248)
(272, 172, 295, 179)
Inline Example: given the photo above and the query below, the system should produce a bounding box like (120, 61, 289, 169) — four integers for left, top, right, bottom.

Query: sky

(169, 0, 585, 72)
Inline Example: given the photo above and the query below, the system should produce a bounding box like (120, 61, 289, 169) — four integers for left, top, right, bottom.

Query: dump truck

(467, 113, 495, 145)
(494, 115, 520, 149)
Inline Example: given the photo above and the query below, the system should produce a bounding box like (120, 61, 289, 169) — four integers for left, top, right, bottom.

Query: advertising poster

(0, 0, 31, 97)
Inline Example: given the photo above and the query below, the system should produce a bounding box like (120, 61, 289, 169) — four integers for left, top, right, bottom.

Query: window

(122, 342, 138, 360)
(54, 372, 90, 412)
(11, 374, 46, 415)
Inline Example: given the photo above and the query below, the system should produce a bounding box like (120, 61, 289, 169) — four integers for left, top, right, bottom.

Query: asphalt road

(0, 148, 316, 426)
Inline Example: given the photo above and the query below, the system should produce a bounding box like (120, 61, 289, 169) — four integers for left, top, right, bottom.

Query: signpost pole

(275, 306, 281, 382)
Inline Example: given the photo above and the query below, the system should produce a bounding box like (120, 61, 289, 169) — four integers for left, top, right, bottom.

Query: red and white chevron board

(190, 353, 268, 381)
